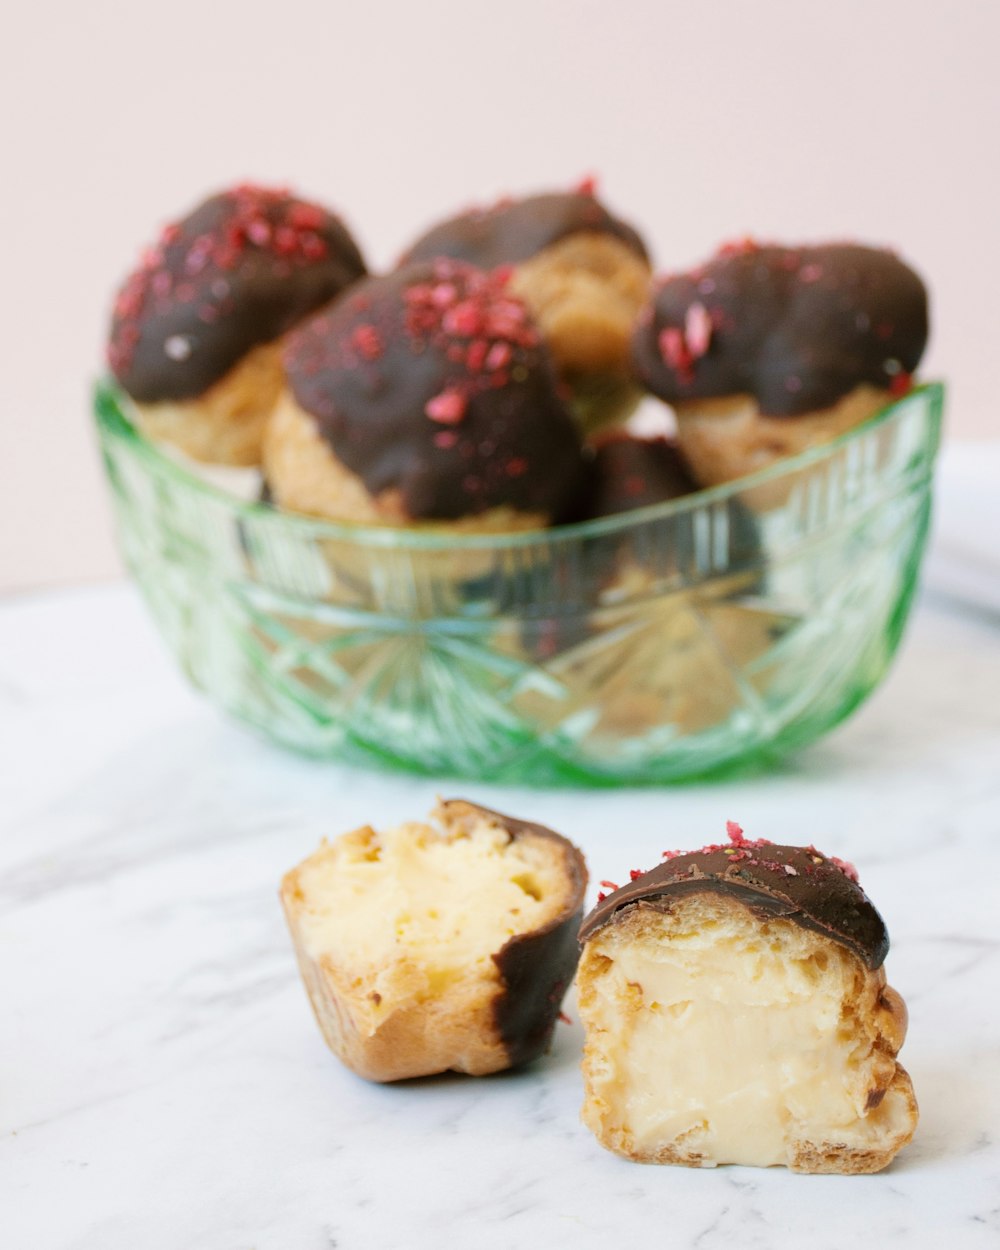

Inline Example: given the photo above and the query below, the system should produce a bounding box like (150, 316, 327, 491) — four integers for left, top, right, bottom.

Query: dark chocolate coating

(588, 433, 699, 517)
(519, 433, 763, 662)
(631, 242, 928, 417)
(440, 800, 588, 1068)
(400, 191, 649, 270)
(579, 841, 888, 969)
(109, 185, 367, 402)
(586, 433, 761, 569)
(283, 260, 590, 522)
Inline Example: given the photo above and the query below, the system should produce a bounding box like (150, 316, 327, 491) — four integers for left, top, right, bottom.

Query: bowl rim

(93, 378, 945, 552)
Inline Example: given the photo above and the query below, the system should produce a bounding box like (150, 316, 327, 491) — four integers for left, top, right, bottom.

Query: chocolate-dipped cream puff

(264, 260, 589, 530)
(281, 799, 588, 1082)
(108, 184, 367, 465)
(513, 434, 776, 742)
(577, 823, 918, 1172)
(631, 240, 929, 490)
(586, 432, 701, 517)
(400, 182, 652, 434)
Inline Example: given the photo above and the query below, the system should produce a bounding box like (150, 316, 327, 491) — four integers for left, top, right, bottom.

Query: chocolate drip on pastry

(283, 260, 590, 522)
(579, 837, 889, 969)
(109, 185, 367, 402)
(631, 241, 928, 417)
(401, 190, 649, 270)
(440, 800, 588, 1068)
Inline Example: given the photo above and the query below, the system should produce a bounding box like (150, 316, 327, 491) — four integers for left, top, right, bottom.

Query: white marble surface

(4, 449, 1000, 1249)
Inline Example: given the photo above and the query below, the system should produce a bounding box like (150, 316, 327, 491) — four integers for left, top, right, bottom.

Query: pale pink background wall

(1, 0, 996, 592)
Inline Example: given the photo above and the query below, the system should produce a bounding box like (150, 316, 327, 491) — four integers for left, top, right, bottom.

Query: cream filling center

(588, 931, 882, 1167)
(294, 821, 567, 1027)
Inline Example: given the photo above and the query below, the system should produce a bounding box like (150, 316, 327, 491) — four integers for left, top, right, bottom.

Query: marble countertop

(4, 447, 1000, 1249)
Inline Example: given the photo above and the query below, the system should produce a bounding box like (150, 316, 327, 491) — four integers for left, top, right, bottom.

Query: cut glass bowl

(94, 380, 944, 785)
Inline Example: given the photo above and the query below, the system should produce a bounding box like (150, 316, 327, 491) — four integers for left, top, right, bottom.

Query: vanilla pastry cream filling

(293, 817, 571, 1033)
(580, 901, 910, 1168)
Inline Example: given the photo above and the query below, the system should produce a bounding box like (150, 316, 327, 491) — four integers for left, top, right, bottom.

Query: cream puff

(264, 259, 589, 530)
(281, 799, 588, 1082)
(631, 240, 929, 489)
(108, 183, 367, 465)
(400, 182, 652, 433)
(577, 824, 918, 1172)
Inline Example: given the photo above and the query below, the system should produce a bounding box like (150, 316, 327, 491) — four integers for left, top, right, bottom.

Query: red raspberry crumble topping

(655, 822, 861, 882)
(402, 260, 540, 428)
(888, 372, 913, 398)
(425, 389, 467, 425)
(657, 301, 713, 383)
(108, 184, 337, 376)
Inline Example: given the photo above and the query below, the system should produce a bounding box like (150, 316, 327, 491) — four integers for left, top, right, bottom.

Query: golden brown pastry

(631, 240, 929, 490)
(264, 259, 589, 530)
(280, 799, 587, 1082)
(577, 824, 917, 1172)
(108, 183, 367, 465)
(400, 182, 652, 433)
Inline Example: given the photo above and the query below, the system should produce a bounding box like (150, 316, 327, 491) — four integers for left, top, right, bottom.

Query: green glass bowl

(94, 380, 944, 785)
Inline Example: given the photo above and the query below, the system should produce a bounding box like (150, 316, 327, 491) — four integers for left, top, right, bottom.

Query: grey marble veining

(2, 552, 1000, 1248)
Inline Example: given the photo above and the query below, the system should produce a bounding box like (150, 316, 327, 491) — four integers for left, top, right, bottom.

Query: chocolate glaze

(109, 185, 367, 402)
(579, 839, 888, 969)
(631, 241, 928, 417)
(518, 433, 763, 662)
(586, 432, 761, 567)
(283, 260, 590, 522)
(440, 800, 588, 1068)
(588, 433, 699, 517)
(400, 190, 649, 270)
